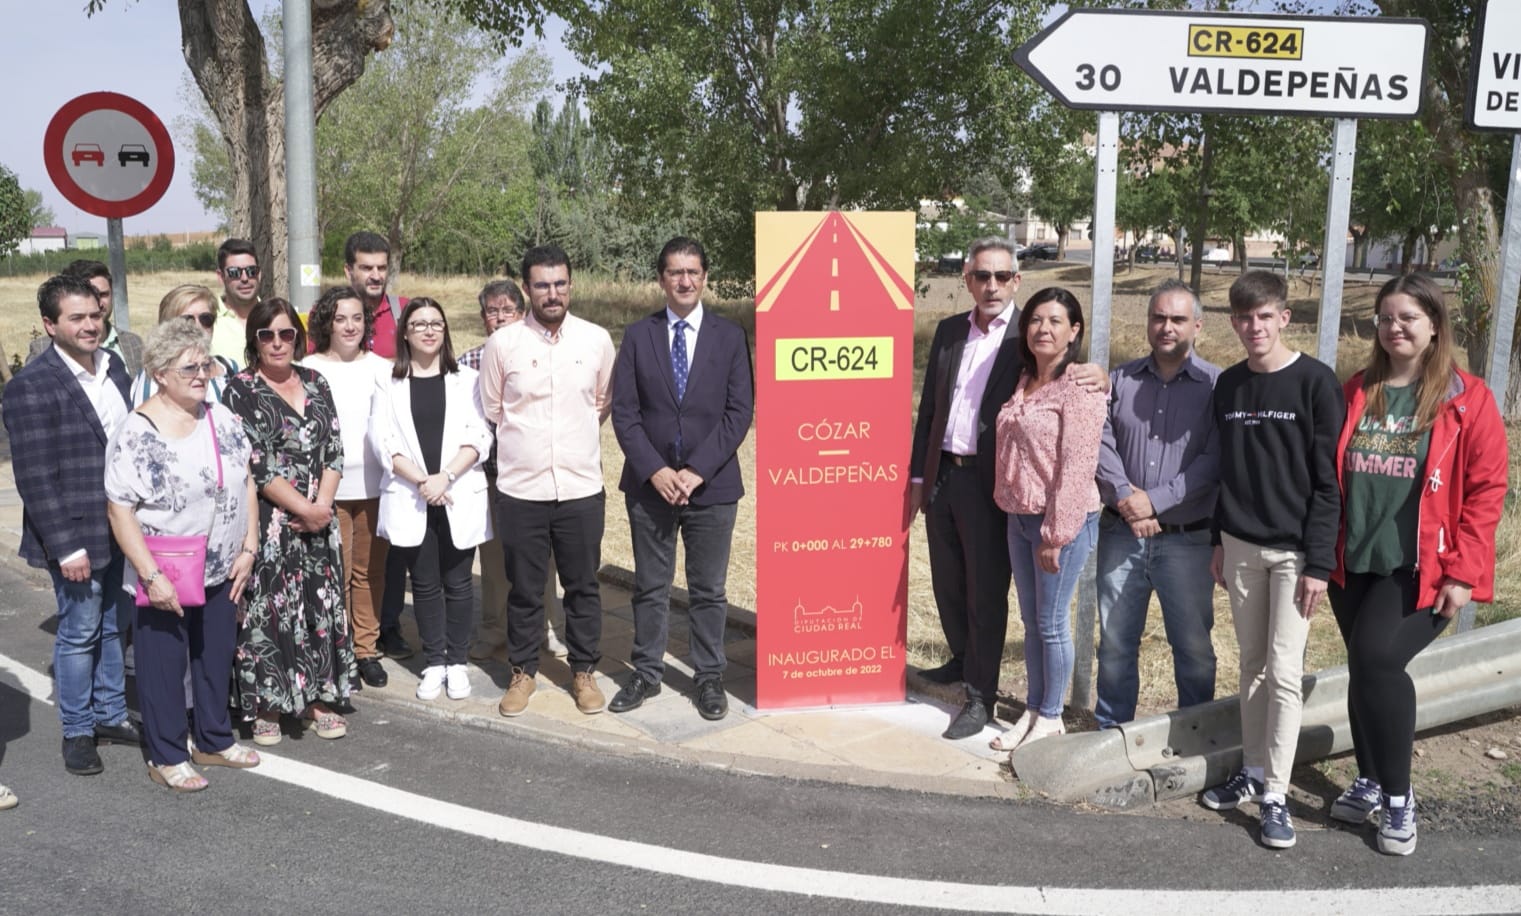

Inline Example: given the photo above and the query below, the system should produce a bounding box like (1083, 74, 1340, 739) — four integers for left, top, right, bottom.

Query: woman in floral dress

(223, 298, 356, 745)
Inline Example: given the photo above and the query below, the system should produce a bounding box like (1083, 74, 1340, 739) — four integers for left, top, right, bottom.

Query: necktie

(672, 319, 690, 401)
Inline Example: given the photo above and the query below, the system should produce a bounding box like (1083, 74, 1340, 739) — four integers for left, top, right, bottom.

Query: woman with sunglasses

(372, 299, 493, 701)
(223, 299, 356, 745)
(129, 285, 239, 405)
(1327, 274, 1509, 855)
(305, 285, 394, 690)
(106, 319, 261, 790)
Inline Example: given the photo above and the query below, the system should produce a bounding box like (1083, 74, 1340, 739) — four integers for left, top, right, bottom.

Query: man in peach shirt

(480, 245, 616, 717)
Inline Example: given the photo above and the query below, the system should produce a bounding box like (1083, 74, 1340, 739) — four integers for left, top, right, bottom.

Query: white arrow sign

(1466, 1, 1521, 132)
(1014, 9, 1428, 119)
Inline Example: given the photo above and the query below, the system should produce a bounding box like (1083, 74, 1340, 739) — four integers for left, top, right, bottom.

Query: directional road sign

(1466, 1, 1521, 132)
(43, 92, 175, 218)
(1014, 9, 1428, 120)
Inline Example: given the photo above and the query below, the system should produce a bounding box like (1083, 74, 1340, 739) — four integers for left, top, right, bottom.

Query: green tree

(22, 189, 54, 229)
(0, 165, 30, 256)
(1029, 141, 1095, 259)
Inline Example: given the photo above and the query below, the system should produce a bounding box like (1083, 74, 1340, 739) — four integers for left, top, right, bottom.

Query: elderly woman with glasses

(223, 299, 356, 746)
(129, 285, 239, 405)
(105, 319, 261, 791)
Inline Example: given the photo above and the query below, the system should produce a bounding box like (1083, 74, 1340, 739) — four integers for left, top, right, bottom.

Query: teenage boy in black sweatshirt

(1200, 270, 1344, 851)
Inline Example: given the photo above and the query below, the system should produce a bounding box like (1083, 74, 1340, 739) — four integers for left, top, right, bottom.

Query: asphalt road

(1, 561, 1517, 914)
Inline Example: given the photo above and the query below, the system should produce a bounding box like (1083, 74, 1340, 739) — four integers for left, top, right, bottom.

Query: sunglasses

(968, 270, 1017, 284)
(222, 266, 260, 280)
(255, 327, 298, 344)
(171, 360, 215, 379)
(181, 313, 215, 329)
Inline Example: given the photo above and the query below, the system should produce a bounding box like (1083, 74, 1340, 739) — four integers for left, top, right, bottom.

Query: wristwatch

(142, 570, 163, 587)
(446, 469, 458, 483)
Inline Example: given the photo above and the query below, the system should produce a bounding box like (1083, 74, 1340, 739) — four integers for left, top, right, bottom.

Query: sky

(0, 0, 583, 236)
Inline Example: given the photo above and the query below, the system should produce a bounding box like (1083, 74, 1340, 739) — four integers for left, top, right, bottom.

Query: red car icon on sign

(71, 143, 105, 166)
(118, 144, 150, 167)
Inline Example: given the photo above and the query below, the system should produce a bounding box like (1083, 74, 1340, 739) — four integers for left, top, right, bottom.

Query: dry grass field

(2, 262, 1516, 721)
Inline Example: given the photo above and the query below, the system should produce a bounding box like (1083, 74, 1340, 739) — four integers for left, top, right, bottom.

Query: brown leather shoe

(498, 667, 536, 717)
(571, 671, 606, 715)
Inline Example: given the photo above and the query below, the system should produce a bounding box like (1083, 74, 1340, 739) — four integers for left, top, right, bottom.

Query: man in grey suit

(26, 259, 143, 376)
(610, 237, 755, 720)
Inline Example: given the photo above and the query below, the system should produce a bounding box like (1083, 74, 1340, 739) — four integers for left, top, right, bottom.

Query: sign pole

(106, 217, 130, 333)
(1484, 134, 1521, 417)
(1315, 117, 1357, 369)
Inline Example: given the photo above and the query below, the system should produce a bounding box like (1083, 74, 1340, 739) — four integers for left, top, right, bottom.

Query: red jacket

(1332, 368, 1509, 608)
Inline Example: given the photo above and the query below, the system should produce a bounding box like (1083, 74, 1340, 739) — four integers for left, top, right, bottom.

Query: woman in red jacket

(1328, 273, 1509, 856)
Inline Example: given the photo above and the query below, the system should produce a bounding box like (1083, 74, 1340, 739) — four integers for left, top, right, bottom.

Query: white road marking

(3, 651, 1517, 913)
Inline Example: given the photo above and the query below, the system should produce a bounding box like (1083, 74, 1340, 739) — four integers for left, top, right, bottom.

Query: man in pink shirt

(480, 245, 616, 718)
(343, 232, 406, 360)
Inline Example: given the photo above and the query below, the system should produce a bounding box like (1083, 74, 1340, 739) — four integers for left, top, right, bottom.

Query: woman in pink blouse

(992, 287, 1107, 754)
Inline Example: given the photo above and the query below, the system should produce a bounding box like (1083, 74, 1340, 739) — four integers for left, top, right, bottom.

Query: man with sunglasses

(27, 260, 144, 376)
(480, 245, 616, 718)
(910, 237, 1107, 740)
(211, 238, 261, 364)
(343, 231, 407, 359)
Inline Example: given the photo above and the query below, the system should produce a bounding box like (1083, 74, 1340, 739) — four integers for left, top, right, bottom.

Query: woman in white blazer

(371, 299, 494, 701)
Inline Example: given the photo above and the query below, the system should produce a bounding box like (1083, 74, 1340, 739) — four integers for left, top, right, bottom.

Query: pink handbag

(135, 410, 223, 608)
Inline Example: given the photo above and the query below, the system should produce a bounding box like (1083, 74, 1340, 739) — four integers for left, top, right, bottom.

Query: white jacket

(371, 366, 494, 549)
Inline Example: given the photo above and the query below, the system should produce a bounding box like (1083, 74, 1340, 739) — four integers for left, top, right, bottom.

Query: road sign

(1467, 1, 1521, 132)
(1014, 9, 1428, 120)
(43, 92, 174, 218)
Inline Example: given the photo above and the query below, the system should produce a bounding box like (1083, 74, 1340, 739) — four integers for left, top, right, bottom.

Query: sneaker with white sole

(1201, 769, 1264, 811)
(445, 664, 471, 700)
(1377, 792, 1417, 856)
(1330, 776, 1382, 824)
(416, 665, 445, 700)
(1259, 799, 1296, 849)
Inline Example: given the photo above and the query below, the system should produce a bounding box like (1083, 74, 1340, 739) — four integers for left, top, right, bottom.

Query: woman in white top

(304, 285, 395, 689)
(130, 285, 239, 405)
(372, 299, 493, 701)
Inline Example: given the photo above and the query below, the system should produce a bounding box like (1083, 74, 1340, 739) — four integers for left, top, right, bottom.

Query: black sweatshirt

(1211, 352, 1345, 580)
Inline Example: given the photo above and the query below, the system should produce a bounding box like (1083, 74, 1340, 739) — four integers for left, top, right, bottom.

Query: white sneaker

(445, 664, 472, 700)
(416, 666, 445, 700)
(544, 627, 569, 659)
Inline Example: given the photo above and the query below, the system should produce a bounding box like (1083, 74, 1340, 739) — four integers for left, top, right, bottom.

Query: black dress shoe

(357, 657, 388, 688)
(378, 628, 414, 660)
(919, 658, 964, 685)
(608, 676, 661, 713)
(94, 718, 142, 746)
(942, 698, 991, 740)
(63, 736, 103, 775)
(695, 676, 728, 721)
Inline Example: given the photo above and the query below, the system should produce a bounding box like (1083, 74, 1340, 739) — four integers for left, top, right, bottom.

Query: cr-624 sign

(1014, 9, 1428, 120)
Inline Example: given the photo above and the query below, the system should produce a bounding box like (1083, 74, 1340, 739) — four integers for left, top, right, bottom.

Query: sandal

(148, 761, 208, 793)
(190, 740, 261, 769)
(303, 709, 347, 739)
(251, 716, 282, 747)
(0, 784, 16, 810)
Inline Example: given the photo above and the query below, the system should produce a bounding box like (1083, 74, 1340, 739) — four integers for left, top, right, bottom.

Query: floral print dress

(223, 367, 356, 719)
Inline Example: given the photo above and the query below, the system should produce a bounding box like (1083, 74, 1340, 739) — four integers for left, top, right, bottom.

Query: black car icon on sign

(71, 143, 105, 167)
(118, 144, 150, 167)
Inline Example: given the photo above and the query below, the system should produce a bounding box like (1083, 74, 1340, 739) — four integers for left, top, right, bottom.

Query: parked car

(1020, 243, 1059, 261)
(1134, 244, 1174, 263)
(1202, 247, 1232, 263)
(117, 144, 150, 167)
(935, 255, 964, 274)
(71, 143, 104, 167)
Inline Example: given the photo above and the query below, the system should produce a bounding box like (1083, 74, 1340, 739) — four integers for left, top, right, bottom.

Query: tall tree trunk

(178, 0, 394, 300)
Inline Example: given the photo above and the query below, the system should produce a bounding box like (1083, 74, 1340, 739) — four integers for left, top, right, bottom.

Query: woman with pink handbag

(106, 319, 262, 792)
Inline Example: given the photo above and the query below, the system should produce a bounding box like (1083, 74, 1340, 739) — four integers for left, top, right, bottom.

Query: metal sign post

(1316, 118, 1357, 368)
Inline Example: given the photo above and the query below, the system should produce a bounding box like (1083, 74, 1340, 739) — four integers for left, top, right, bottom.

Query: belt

(1104, 506, 1210, 534)
(941, 451, 977, 468)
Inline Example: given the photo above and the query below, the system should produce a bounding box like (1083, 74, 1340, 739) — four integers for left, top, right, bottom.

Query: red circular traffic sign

(43, 92, 175, 219)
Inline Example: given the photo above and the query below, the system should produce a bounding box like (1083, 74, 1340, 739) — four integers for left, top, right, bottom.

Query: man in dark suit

(26, 259, 144, 376)
(910, 237, 1106, 740)
(4, 273, 141, 775)
(609, 237, 754, 720)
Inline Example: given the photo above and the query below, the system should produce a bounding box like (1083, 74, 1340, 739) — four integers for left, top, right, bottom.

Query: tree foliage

(0, 166, 31, 257)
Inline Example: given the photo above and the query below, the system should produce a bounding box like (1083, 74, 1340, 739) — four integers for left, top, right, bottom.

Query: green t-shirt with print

(1342, 383, 1430, 575)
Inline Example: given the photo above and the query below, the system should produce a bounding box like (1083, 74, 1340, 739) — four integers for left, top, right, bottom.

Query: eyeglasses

(181, 313, 215, 329)
(222, 265, 260, 280)
(255, 327, 298, 344)
(1374, 312, 1428, 329)
(482, 308, 520, 320)
(968, 270, 1017, 284)
(171, 360, 215, 379)
(407, 320, 446, 333)
(662, 268, 703, 281)
(529, 279, 570, 293)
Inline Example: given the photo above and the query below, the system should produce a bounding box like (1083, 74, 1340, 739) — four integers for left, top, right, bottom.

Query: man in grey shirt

(1093, 279, 1221, 729)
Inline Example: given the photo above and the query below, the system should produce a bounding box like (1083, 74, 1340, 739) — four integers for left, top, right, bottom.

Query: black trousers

(135, 579, 237, 766)
(394, 507, 477, 668)
(501, 491, 605, 675)
(925, 463, 1011, 703)
(1328, 568, 1447, 797)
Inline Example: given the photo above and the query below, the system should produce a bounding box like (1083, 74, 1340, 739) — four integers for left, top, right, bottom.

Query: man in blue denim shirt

(1093, 279, 1221, 729)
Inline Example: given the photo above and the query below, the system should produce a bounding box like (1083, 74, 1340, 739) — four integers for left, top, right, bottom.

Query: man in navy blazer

(3, 273, 140, 776)
(610, 237, 754, 720)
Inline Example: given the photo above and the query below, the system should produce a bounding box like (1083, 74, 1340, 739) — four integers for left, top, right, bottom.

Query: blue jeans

(1093, 512, 1217, 729)
(49, 554, 128, 738)
(1008, 511, 1098, 718)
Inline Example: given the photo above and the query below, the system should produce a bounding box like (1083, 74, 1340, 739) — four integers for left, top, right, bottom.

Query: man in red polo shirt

(342, 231, 407, 359)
